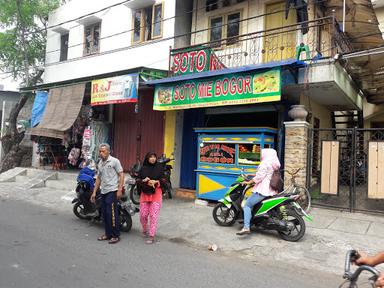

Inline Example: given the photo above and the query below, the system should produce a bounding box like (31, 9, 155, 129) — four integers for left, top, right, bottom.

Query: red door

(113, 89, 164, 171)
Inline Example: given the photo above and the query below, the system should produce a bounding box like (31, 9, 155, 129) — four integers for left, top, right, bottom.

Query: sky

(0, 74, 20, 92)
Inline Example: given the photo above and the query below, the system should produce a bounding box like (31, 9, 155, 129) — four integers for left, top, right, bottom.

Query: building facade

(30, 0, 192, 174)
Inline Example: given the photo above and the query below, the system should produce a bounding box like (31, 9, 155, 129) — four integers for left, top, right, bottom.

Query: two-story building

(27, 0, 192, 175)
(146, 0, 384, 213)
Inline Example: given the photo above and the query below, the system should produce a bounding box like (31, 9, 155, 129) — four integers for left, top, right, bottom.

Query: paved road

(0, 198, 340, 288)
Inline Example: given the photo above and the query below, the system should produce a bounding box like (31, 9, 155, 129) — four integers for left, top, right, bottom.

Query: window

(227, 13, 240, 45)
(60, 33, 69, 61)
(210, 17, 223, 47)
(132, 3, 163, 43)
(238, 144, 260, 166)
(209, 12, 241, 47)
(84, 22, 100, 55)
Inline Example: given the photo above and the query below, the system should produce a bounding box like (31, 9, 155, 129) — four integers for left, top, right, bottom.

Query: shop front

(29, 68, 165, 171)
(147, 48, 301, 200)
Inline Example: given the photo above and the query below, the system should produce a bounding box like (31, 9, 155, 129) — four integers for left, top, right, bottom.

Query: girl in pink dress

(137, 152, 164, 244)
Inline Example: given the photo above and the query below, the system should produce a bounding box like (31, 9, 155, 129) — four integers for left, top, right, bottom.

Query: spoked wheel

(278, 209, 306, 242)
(212, 203, 237, 226)
(120, 210, 133, 232)
(73, 202, 92, 220)
(129, 185, 140, 205)
(296, 186, 311, 213)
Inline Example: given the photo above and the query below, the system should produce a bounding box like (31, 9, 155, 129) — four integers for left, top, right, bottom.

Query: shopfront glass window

(200, 142, 236, 164)
(238, 144, 260, 165)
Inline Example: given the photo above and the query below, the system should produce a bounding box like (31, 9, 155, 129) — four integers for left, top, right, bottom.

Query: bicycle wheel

(296, 186, 311, 213)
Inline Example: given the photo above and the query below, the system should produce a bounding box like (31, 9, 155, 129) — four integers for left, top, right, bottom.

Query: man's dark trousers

(101, 191, 120, 238)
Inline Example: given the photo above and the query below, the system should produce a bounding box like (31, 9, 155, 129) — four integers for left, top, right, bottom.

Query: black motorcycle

(157, 154, 174, 199)
(129, 154, 174, 205)
(72, 181, 134, 232)
(128, 161, 141, 205)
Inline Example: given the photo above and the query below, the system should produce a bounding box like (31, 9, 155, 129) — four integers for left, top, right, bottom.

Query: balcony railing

(169, 16, 352, 76)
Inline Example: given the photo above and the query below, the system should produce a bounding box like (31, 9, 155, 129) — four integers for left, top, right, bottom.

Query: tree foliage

(0, 0, 61, 172)
(0, 0, 60, 85)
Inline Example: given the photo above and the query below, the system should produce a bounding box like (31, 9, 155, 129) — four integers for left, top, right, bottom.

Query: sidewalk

(0, 179, 383, 275)
(157, 199, 384, 275)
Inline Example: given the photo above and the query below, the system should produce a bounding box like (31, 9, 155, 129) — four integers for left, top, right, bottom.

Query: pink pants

(140, 201, 162, 238)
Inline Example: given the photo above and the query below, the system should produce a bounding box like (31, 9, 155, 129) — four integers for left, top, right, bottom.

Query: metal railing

(169, 16, 352, 75)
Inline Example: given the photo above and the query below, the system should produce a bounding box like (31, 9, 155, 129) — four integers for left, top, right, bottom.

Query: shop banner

(91, 74, 139, 106)
(171, 46, 225, 76)
(153, 68, 281, 111)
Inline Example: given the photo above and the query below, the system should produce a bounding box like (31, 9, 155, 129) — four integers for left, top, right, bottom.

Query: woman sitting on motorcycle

(236, 148, 281, 236)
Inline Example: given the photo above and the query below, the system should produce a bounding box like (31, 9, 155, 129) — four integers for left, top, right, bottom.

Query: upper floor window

(206, 0, 245, 12)
(132, 3, 163, 43)
(210, 12, 241, 47)
(60, 33, 69, 61)
(84, 22, 101, 55)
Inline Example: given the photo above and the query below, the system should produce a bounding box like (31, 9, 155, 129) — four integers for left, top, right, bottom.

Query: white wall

(44, 0, 178, 84)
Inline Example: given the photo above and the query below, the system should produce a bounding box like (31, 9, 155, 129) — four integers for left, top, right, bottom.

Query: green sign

(153, 69, 281, 111)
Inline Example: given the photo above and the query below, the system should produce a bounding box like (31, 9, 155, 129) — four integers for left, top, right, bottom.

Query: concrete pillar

(284, 121, 309, 187)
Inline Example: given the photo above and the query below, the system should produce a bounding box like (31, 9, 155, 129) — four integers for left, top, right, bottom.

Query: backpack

(270, 170, 283, 192)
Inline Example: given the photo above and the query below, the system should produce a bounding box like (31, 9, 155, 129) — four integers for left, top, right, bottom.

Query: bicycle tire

(295, 186, 311, 213)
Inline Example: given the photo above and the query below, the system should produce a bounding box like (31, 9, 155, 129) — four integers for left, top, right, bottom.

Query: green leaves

(0, 0, 60, 86)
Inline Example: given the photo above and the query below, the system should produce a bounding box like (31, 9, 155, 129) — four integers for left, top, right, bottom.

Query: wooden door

(264, 2, 297, 63)
(320, 141, 339, 194)
(368, 142, 384, 199)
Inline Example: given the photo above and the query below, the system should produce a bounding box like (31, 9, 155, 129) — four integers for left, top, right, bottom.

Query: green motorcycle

(212, 171, 312, 242)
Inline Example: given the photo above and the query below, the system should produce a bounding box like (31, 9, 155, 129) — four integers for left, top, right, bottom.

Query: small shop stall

(195, 127, 278, 201)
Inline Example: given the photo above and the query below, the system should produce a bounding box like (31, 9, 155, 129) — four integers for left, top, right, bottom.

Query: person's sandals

(145, 237, 155, 244)
(142, 231, 148, 239)
(97, 235, 110, 241)
(236, 228, 251, 236)
(108, 237, 120, 244)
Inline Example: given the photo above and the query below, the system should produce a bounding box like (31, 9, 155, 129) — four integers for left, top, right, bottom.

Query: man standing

(91, 143, 124, 244)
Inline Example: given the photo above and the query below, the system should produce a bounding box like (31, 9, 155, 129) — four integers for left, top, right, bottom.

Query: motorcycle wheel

(130, 185, 140, 205)
(120, 210, 133, 232)
(212, 203, 237, 226)
(278, 209, 306, 242)
(73, 202, 92, 220)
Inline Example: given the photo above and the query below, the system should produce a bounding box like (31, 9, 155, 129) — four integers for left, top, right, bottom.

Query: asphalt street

(0, 198, 341, 288)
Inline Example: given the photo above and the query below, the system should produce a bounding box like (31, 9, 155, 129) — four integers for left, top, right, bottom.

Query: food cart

(195, 127, 278, 201)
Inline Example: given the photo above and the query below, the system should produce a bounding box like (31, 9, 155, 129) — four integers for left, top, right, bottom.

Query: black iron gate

(307, 128, 384, 213)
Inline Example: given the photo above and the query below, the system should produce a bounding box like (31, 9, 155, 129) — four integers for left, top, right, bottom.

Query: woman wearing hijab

(236, 148, 281, 236)
(137, 152, 164, 244)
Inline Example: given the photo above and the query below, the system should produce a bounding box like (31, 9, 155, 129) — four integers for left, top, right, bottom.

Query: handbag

(140, 183, 155, 195)
(270, 170, 283, 192)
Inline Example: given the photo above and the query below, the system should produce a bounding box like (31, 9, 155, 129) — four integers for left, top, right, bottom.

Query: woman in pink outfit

(137, 152, 164, 244)
(236, 148, 281, 235)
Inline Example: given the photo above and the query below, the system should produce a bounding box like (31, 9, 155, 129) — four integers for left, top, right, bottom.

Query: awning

(145, 59, 302, 85)
(30, 83, 86, 139)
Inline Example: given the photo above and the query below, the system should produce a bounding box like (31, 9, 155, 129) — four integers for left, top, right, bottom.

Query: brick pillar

(284, 121, 309, 187)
